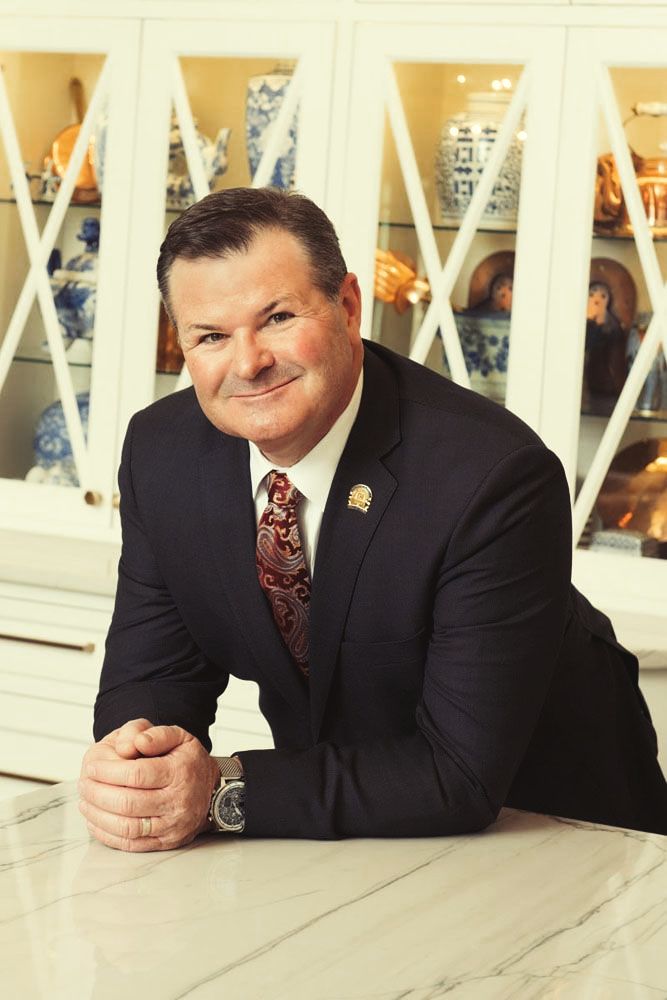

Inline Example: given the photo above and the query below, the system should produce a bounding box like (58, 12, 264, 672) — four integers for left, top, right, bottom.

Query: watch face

(213, 781, 245, 832)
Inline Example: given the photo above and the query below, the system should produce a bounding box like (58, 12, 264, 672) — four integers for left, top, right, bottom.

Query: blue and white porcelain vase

(47, 217, 99, 365)
(450, 313, 511, 402)
(435, 92, 524, 230)
(245, 68, 298, 189)
(27, 391, 89, 487)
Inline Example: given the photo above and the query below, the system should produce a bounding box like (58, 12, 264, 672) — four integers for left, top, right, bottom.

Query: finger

(79, 798, 170, 843)
(134, 725, 189, 757)
(84, 818, 165, 853)
(79, 777, 163, 819)
(114, 718, 155, 758)
(83, 755, 170, 790)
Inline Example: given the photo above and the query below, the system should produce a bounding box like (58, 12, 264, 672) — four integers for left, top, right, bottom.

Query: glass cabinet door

(341, 22, 565, 428)
(542, 27, 667, 642)
(0, 19, 140, 533)
(116, 18, 336, 464)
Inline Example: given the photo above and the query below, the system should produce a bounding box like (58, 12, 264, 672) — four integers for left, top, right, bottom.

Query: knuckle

(119, 817, 133, 839)
(130, 766, 146, 789)
(117, 792, 133, 816)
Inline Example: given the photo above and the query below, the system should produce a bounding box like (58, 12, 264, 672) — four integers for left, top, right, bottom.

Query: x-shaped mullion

(0, 57, 110, 488)
(573, 64, 667, 542)
(383, 62, 529, 384)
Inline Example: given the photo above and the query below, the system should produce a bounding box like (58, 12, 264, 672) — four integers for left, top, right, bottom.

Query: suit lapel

(198, 432, 310, 720)
(309, 346, 401, 743)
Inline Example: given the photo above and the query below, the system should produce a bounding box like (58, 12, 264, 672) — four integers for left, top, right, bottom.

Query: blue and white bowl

(246, 72, 298, 189)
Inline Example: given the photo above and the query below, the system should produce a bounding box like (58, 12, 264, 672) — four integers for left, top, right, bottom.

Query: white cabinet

(0, 1, 666, 779)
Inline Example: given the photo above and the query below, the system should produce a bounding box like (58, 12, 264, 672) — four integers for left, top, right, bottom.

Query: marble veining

(1, 783, 666, 999)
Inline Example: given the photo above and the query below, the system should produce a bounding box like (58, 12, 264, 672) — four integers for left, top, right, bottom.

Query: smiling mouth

(232, 378, 297, 399)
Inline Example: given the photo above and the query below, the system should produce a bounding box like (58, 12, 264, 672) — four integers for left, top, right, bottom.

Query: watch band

(212, 755, 244, 780)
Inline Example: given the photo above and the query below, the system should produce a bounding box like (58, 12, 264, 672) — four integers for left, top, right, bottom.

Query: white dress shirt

(249, 370, 364, 577)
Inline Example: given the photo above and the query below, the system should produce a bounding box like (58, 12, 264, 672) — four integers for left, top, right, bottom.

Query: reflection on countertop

(1, 782, 666, 999)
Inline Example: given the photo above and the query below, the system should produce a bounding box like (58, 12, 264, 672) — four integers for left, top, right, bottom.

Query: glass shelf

(13, 354, 92, 370)
(377, 219, 518, 235)
(582, 393, 667, 422)
(13, 355, 183, 377)
(377, 218, 667, 242)
(592, 229, 667, 243)
(0, 197, 102, 209)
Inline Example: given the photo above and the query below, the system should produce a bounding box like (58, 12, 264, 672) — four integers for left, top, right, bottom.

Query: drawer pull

(0, 632, 96, 653)
(84, 490, 103, 506)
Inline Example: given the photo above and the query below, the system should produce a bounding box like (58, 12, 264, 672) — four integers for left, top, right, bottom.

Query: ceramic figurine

(246, 68, 298, 189)
(435, 91, 524, 229)
(626, 314, 667, 413)
(29, 391, 89, 488)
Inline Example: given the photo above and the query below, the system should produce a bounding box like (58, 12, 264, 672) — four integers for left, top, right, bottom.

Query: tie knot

(266, 471, 303, 508)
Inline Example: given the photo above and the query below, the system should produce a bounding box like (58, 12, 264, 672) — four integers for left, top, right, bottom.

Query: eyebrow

(185, 298, 295, 334)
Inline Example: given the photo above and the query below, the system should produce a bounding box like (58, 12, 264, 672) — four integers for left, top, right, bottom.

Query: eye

(267, 311, 293, 326)
(199, 331, 227, 344)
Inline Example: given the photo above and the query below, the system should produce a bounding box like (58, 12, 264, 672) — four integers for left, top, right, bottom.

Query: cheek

(186, 355, 230, 392)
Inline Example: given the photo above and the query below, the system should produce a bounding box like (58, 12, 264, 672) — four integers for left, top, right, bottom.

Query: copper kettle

(594, 102, 667, 237)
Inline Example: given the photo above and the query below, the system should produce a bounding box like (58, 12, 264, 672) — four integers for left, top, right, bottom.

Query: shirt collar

(249, 368, 364, 510)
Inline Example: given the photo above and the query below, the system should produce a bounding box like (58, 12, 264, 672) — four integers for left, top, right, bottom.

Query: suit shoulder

(368, 341, 543, 453)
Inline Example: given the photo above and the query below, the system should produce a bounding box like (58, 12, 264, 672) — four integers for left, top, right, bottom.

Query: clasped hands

(78, 719, 220, 852)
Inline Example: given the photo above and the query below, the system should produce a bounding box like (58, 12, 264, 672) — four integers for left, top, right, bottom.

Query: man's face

(170, 228, 363, 466)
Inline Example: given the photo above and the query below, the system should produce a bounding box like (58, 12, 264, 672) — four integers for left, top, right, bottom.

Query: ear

(338, 272, 362, 342)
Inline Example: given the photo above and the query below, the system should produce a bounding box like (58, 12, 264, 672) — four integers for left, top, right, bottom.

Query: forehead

(169, 229, 315, 312)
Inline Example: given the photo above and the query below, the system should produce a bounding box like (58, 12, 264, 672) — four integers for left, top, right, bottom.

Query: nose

(232, 330, 274, 381)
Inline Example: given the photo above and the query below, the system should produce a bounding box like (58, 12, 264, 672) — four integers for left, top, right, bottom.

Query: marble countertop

(1, 783, 666, 999)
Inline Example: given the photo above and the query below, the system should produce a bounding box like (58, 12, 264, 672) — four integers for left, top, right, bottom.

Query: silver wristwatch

(208, 756, 245, 833)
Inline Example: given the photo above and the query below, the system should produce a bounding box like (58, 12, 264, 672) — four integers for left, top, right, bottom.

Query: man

(80, 188, 667, 851)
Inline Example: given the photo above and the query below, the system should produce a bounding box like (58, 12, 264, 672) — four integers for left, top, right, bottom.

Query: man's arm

(82, 417, 231, 851)
(233, 443, 572, 838)
(94, 414, 229, 746)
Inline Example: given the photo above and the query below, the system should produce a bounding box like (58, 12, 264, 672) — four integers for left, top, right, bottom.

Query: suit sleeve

(93, 415, 229, 749)
(236, 443, 573, 837)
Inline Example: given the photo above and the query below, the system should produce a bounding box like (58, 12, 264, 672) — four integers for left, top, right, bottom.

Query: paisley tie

(256, 471, 311, 678)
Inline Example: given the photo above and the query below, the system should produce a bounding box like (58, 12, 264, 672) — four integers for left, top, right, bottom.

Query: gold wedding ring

(140, 816, 152, 837)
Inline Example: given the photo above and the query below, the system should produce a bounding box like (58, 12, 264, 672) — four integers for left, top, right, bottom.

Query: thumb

(113, 718, 155, 759)
(134, 724, 190, 757)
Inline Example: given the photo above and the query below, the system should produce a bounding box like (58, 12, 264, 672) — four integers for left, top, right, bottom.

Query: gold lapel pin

(347, 484, 373, 513)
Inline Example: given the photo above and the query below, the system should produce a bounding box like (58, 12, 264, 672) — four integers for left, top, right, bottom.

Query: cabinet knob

(84, 490, 103, 506)
(112, 492, 120, 509)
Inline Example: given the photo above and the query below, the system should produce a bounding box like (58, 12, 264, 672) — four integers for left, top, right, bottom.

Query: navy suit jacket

(95, 342, 667, 836)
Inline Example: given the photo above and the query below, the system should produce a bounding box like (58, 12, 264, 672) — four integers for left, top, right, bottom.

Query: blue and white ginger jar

(246, 71, 298, 189)
(435, 92, 524, 230)
(30, 391, 89, 487)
